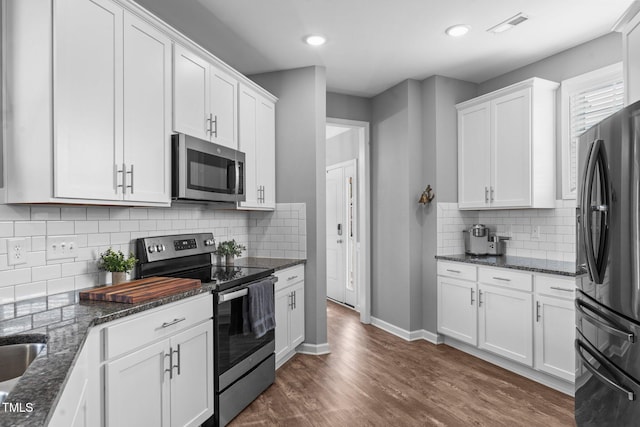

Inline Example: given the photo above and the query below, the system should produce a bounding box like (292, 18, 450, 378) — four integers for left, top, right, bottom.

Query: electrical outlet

(47, 235, 79, 260)
(7, 238, 28, 265)
(531, 225, 540, 240)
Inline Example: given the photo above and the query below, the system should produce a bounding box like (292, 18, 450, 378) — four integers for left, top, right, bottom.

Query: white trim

(444, 337, 574, 396)
(370, 317, 443, 344)
(326, 117, 371, 325)
(296, 342, 331, 355)
(560, 62, 623, 200)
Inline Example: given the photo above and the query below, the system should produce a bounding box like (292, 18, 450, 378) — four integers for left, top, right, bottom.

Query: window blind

(568, 77, 624, 193)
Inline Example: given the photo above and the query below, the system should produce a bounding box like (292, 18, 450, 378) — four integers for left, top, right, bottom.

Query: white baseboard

(296, 342, 331, 356)
(370, 317, 443, 344)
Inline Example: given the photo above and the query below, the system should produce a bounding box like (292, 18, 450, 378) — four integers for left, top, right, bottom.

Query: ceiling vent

(487, 13, 529, 34)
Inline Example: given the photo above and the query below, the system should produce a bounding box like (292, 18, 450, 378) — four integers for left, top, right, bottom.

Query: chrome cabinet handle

(485, 187, 489, 203)
(288, 292, 293, 310)
(207, 113, 213, 135)
(490, 187, 494, 202)
(115, 163, 125, 194)
(478, 290, 483, 307)
(536, 301, 541, 322)
(126, 164, 134, 194)
(550, 286, 573, 293)
(161, 317, 186, 328)
(446, 269, 461, 274)
(165, 350, 173, 379)
(492, 277, 511, 282)
(470, 288, 475, 305)
(211, 114, 218, 137)
(288, 275, 298, 281)
(172, 344, 181, 376)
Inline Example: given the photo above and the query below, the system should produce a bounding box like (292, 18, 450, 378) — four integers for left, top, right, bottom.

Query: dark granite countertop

(233, 257, 306, 270)
(436, 254, 578, 277)
(0, 257, 305, 427)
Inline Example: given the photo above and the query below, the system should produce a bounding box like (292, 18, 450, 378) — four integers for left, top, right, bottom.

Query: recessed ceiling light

(445, 25, 470, 37)
(304, 35, 326, 46)
(487, 13, 528, 34)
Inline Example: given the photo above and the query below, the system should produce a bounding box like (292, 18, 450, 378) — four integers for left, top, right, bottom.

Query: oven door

(173, 133, 245, 202)
(215, 281, 275, 391)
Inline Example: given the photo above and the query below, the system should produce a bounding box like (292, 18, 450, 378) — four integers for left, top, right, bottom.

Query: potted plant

(98, 248, 138, 285)
(216, 240, 246, 266)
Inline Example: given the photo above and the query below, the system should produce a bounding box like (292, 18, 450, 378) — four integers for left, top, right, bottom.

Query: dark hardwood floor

(230, 301, 575, 426)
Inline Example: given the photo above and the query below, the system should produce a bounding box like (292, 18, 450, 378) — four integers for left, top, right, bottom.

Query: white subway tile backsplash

(15, 281, 47, 300)
(0, 222, 13, 237)
(0, 268, 32, 286)
(61, 207, 87, 220)
(32, 265, 61, 282)
(31, 207, 61, 221)
(47, 221, 75, 235)
(15, 221, 46, 237)
(47, 277, 75, 294)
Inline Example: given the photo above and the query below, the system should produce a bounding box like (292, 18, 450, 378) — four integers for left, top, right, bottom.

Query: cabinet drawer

(274, 264, 305, 292)
(478, 267, 532, 292)
(437, 261, 477, 281)
(105, 293, 213, 360)
(535, 274, 576, 299)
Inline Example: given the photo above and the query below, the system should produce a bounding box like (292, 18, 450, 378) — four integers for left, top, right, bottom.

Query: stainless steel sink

(0, 341, 46, 404)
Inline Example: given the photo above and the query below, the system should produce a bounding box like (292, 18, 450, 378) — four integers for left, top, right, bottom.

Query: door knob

(337, 239, 343, 243)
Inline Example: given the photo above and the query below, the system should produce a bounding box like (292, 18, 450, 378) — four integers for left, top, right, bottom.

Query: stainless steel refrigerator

(575, 100, 640, 425)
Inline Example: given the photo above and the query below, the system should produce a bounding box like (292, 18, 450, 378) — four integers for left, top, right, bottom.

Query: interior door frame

(326, 117, 371, 324)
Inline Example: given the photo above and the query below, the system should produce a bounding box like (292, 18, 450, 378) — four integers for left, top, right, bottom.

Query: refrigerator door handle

(575, 299, 636, 343)
(580, 139, 610, 285)
(576, 339, 635, 401)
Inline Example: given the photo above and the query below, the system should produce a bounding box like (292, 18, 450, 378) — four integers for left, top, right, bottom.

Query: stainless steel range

(136, 232, 276, 427)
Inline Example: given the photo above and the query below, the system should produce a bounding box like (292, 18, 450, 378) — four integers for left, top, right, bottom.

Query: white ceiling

(142, 0, 635, 97)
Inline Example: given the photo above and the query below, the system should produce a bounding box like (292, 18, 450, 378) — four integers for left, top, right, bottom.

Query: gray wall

(326, 92, 372, 122)
(479, 32, 623, 198)
(326, 130, 359, 167)
(249, 66, 328, 346)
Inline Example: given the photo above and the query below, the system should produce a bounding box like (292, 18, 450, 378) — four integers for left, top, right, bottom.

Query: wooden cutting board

(79, 276, 202, 304)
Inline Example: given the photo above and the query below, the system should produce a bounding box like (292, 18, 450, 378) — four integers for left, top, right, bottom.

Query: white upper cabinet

(457, 78, 559, 210)
(616, 4, 640, 105)
(173, 45, 239, 150)
(5, 0, 171, 206)
(237, 84, 277, 210)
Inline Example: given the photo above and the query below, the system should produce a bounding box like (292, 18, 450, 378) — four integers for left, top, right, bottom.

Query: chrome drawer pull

(288, 275, 299, 281)
(446, 269, 461, 274)
(492, 277, 511, 282)
(161, 317, 186, 328)
(550, 286, 573, 292)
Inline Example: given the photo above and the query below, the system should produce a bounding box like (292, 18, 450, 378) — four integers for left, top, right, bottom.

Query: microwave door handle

(234, 161, 240, 195)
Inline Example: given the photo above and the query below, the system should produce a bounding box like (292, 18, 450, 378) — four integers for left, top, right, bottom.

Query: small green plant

(216, 240, 246, 258)
(98, 248, 138, 273)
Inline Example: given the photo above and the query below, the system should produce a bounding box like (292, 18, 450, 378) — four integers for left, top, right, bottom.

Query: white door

(173, 45, 210, 140)
(274, 288, 291, 362)
(457, 102, 491, 208)
(289, 283, 305, 349)
(122, 12, 171, 204)
(54, 0, 123, 201)
(106, 340, 170, 427)
(534, 295, 575, 381)
(170, 322, 214, 427)
(478, 283, 533, 366)
(238, 85, 259, 206)
(343, 162, 357, 307)
(437, 277, 478, 345)
(326, 166, 346, 303)
(210, 66, 238, 149)
(257, 97, 276, 208)
(491, 88, 532, 208)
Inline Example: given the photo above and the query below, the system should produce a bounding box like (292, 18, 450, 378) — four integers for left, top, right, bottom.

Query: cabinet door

(458, 102, 491, 209)
(210, 66, 238, 149)
(478, 283, 533, 366)
(106, 340, 170, 427)
(170, 321, 214, 427)
(534, 295, 575, 382)
(275, 288, 291, 362)
(123, 12, 171, 204)
(437, 276, 478, 345)
(625, 16, 640, 105)
(257, 97, 276, 208)
(491, 88, 532, 208)
(173, 45, 210, 140)
(290, 283, 305, 349)
(238, 85, 259, 207)
(54, 0, 123, 201)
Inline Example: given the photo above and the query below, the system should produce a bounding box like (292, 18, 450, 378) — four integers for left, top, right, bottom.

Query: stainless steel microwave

(172, 133, 245, 203)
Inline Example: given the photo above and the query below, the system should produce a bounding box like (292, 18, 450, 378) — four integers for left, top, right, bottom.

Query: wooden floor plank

(230, 301, 575, 426)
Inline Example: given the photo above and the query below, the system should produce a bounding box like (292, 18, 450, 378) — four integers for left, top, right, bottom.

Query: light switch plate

(47, 235, 78, 260)
(7, 238, 28, 265)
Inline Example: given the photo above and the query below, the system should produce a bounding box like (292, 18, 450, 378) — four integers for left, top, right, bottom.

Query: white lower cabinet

(104, 294, 214, 427)
(534, 275, 576, 382)
(274, 265, 305, 367)
(478, 283, 533, 366)
(437, 260, 575, 387)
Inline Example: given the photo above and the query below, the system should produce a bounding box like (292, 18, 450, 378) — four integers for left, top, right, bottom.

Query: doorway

(325, 118, 370, 323)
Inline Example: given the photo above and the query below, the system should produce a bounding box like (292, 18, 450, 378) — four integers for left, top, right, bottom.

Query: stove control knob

(204, 239, 215, 247)
(160, 244, 166, 252)
(148, 245, 157, 253)
(155, 244, 165, 253)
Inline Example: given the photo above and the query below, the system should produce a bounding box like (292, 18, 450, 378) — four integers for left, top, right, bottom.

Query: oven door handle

(218, 288, 248, 304)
